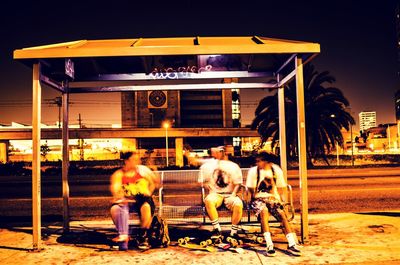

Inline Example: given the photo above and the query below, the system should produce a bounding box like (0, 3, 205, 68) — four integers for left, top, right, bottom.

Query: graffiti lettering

(150, 65, 212, 80)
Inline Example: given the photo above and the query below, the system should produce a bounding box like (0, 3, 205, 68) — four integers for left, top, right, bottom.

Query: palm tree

(251, 63, 355, 165)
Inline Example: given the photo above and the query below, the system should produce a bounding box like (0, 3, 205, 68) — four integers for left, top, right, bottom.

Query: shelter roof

(13, 36, 320, 91)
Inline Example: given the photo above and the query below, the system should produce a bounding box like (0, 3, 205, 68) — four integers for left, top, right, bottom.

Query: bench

(156, 169, 295, 225)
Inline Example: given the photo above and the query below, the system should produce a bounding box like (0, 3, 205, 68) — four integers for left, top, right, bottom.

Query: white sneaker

(265, 245, 276, 257)
(287, 244, 302, 256)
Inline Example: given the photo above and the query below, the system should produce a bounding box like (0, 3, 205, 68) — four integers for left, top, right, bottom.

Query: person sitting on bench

(199, 146, 243, 241)
(246, 152, 301, 257)
(110, 151, 157, 250)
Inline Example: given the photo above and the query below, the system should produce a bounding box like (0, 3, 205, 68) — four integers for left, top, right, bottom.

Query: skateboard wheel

(200, 241, 207, 247)
(256, 237, 264, 244)
(226, 237, 232, 243)
(178, 238, 186, 244)
(206, 239, 212, 245)
(184, 237, 190, 242)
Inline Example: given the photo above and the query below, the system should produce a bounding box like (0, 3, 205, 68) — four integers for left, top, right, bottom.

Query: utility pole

(78, 113, 84, 161)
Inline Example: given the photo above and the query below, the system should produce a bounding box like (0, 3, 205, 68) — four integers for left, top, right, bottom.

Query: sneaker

(210, 229, 222, 239)
(265, 245, 276, 257)
(118, 240, 129, 251)
(287, 245, 302, 256)
(210, 229, 222, 243)
(138, 237, 150, 250)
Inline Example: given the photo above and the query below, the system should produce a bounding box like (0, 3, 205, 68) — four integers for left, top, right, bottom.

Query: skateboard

(177, 237, 216, 252)
(244, 234, 264, 244)
(236, 230, 265, 244)
(216, 236, 245, 254)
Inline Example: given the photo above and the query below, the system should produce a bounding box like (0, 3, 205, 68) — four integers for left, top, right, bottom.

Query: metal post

(277, 74, 288, 182)
(295, 56, 309, 243)
(163, 122, 169, 167)
(62, 89, 70, 232)
(32, 63, 42, 251)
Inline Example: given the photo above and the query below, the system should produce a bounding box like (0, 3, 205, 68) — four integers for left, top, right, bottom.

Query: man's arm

(231, 183, 241, 197)
(110, 170, 124, 201)
(141, 166, 156, 195)
(248, 187, 256, 201)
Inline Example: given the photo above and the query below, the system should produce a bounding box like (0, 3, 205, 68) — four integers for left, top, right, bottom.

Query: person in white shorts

(198, 146, 243, 240)
(246, 152, 301, 257)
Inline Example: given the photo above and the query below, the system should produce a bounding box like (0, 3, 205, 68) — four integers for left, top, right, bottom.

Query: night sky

(0, 0, 398, 130)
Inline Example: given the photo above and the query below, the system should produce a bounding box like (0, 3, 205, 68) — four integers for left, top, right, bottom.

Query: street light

(163, 121, 170, 167)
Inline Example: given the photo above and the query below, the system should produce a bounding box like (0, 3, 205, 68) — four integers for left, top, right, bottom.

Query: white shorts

(204, 193, 243, 210)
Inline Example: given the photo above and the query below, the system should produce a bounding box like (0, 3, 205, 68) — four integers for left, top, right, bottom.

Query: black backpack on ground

(148, 215, 170, 248)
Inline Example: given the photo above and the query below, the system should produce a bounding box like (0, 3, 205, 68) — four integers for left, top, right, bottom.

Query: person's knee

(110, 204, 121, 215)
(141, 202, 151, 213)
(232, 201, 243, 211)
(277, 208, 286, 218)
(204, 197, 216, 208)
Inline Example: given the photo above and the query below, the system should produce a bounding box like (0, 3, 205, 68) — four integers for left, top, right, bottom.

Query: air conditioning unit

(147, 91, 168, 108)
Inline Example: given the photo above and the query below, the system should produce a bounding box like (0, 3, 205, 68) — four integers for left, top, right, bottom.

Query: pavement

(0, 211, 400, 265)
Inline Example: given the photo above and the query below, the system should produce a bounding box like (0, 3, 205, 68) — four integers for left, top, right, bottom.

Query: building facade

(395, 90, 400, 121)
(359, 111, 376, 133)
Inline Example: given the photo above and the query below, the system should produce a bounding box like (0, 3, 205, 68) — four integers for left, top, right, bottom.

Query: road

(0, 167, 399, 219)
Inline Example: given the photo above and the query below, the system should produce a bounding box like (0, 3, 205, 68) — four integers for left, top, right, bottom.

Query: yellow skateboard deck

(177, 237, 216, 252)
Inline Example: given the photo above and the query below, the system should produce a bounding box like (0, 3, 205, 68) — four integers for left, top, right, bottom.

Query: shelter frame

(15, 36, 319, 250)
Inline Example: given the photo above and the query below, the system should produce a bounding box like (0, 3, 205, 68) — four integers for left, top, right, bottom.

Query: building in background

(359, 111, 376, 133)
(120, 55, 256, 166)
(395, 90, 400, 121)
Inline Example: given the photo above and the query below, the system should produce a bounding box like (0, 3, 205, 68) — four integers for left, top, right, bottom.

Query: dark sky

(0, 0, 399, 130)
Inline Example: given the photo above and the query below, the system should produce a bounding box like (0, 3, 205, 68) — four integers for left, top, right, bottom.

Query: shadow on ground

(356, 212, 400, 217)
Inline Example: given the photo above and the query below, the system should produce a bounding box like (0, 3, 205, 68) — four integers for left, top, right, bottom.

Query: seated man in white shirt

(198, 146, 243, 241)
(246, 152, 301, 257)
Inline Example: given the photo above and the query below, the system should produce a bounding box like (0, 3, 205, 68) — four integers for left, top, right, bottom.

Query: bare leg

(140, 202, 152, 229)
(277, 208, 293, 235)
(260, 207, 270, 233)
(231, 203, 243, 225)
(205, 199, 219, 222)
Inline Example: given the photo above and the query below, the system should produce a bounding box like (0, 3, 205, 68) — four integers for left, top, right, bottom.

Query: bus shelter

(13, 36, 320, 250)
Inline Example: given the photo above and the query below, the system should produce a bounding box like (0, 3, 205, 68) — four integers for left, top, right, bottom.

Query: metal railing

(156, 169, 295, 225)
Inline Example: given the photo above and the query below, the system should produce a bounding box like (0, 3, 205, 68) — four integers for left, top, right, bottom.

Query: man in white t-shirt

(246, 152, 301, 257)
(198, 146, 243, 241)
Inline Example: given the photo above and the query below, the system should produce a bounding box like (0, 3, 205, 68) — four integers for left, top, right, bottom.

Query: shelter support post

(62, 89, 70, 232)
(277, 75, 289, 206)
(32, 63, 42, 251)
(295, 56, 309, 243)
(277, 75, 288, 182)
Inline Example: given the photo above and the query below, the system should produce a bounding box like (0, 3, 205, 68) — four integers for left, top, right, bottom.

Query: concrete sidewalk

(0, 211, 399, 265)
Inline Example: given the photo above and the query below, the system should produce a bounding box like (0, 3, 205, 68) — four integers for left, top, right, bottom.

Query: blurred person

(198, 146, 243, 241)
(109, 151, 158, 250)
(246, 152, 301, 256)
